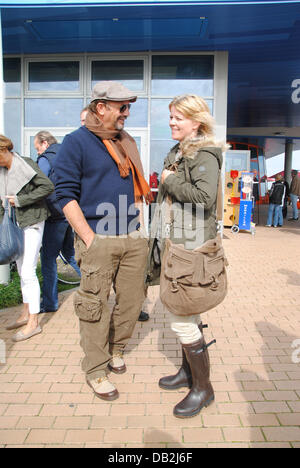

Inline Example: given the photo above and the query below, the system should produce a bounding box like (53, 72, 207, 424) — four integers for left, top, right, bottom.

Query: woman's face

(169, 105, 200, 142)
(0, 148, 12, 168)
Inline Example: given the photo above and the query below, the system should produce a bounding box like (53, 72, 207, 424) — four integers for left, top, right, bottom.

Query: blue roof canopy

(1, 0, 300, 134)
(1, 0, 300, 5)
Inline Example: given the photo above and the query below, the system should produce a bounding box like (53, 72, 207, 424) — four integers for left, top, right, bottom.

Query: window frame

(24, 56, 84, 97)
(86, 54, 149, 98)
(150, 51, 215, 99)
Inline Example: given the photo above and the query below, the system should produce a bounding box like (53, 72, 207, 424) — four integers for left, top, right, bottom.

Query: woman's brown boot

(158, 322, 207, 391)
(159, 344, 192, 390)
(173, 336, 215, 418)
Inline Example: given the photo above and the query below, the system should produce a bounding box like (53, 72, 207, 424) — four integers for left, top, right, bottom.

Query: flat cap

(91, 81, 137, 103)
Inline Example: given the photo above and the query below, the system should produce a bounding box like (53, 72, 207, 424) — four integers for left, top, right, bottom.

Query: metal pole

(284, 139, 293, 186)
(0, 8, 11, 285)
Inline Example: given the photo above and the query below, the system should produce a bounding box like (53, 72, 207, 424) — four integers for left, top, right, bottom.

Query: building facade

(3, 51, 228, 185)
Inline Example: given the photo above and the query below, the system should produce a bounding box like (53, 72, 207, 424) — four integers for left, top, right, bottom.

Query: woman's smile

(169, 105, 200, 142)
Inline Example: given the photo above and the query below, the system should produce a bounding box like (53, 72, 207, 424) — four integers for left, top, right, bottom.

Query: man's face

(34, 138, 48, 155)
(96, 100, 131, 131)
(80, 110, 88, 126)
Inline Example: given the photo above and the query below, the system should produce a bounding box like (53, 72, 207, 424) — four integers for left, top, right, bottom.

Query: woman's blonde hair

(169, 94, 215, 139)
(169, 94, 229, 152)
(0, 134, 13, 152)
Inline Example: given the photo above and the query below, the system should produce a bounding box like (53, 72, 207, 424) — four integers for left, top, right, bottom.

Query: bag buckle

(164, 223, 171, 238)
(210, 275, 219, 291)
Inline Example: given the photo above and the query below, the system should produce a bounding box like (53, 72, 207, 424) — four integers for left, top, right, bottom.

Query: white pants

(16, 221, 44, 315)
(168, 310, 202, 344)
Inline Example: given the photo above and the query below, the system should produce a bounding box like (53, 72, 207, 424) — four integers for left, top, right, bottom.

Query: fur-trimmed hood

(180, 136, 229, 160)
(164, 137, 229, 171)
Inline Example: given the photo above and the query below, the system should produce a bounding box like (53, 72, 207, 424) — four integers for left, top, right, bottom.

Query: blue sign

(239, 200, 252, 230)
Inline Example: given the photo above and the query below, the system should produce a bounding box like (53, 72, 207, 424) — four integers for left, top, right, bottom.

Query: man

(81, 106, 150, 323)
(80, 106, 89, 126)
(282, 178, 290, 219)
(288, 170, 300, 221)
(35, 131, 81, 313)
(265, 173, 286, 227)
(54, 82, 150, 401)
(252, 169, 260, 224)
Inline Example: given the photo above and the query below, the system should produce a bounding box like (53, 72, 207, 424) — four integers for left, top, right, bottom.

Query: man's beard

(115, 118, 125, 131)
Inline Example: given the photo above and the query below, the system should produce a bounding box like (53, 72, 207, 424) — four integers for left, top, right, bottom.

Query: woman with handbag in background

(0, 135, 54, 341)
(146, 94, 228, 418)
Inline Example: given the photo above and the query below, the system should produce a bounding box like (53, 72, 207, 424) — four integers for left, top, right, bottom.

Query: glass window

(28, 61, 80, 92)
(150, 99, 174, 189)
(91, 60, 144, 91)
(225, 150, 250, 172)
(151, 99, 171, 140)
(258, 155, 267, 196)
(125, 99, 148, 128)
(133, 136, 141, 155)
(25, 99, 84, 127)
(4, 58, 21, 96)
(152, 55, 214, 96)
(4, 99, 21, 154)
(250, 160, 259, 175)
(150, 139, 174, 177)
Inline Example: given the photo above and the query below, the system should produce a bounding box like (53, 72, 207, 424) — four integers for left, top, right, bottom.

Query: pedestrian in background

(80, 106, 89, 126)
(266, 174, 286, 227)
(34, 131, 80, 313)
(282, 178, 290, 219)
(1, 135, 54, 341)
(288, 169, 300, 221)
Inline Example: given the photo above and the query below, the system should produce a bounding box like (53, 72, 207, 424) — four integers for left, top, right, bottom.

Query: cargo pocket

(80, 265, 102, 294)
(73, 292, 102, 322)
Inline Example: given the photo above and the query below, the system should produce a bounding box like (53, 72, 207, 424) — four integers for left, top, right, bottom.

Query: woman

(147, 94, 228, 418)
(0, 135, 54, 341)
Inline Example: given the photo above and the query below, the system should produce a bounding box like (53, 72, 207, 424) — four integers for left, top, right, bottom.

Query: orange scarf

(102, 139, 153, 204)
(85, 110, 152, 204)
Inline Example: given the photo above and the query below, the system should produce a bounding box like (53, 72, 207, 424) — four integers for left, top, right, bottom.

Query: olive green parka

(146, 138, 223, 286)
(0, 157, 54, 228)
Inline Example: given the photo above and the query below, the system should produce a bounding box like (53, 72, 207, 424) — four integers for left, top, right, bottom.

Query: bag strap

(10, 206, 17, 225)
(216, 173, 223, 222)
(3, 198, 17, 225)
(165, 195, 173, 225)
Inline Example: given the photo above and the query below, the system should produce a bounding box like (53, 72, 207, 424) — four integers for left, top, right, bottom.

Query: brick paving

(0, 211, 300, 448)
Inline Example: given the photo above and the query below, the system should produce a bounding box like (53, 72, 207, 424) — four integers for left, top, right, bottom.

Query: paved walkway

(0, 212, 300, 448)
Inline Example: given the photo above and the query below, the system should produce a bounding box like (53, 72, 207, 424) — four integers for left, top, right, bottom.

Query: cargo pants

(74, 231, 148, 380)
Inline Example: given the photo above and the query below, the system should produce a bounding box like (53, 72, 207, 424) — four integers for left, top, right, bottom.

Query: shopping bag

(0, 200, 24, 265)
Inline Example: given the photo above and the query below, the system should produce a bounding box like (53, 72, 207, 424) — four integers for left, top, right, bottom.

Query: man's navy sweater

(54, 126, 139, 235)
